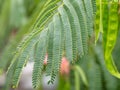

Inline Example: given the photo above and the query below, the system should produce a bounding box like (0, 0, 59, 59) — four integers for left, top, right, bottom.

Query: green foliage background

(0, 0, 120, 90)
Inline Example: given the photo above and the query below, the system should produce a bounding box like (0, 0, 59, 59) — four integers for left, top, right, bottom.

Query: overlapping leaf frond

(0, 0, 50, 71)
(5, 0, 95, 89)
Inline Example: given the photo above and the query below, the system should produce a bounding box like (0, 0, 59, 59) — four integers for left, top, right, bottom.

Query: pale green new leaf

(103, 1, 120, 78)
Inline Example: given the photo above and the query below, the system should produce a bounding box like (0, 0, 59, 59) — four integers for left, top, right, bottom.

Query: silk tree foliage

(0, 0, 49, 71)
(1, 0, 119, 89)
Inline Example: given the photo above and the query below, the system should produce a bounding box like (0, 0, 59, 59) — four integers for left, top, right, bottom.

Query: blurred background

(0, 0, 120, 90)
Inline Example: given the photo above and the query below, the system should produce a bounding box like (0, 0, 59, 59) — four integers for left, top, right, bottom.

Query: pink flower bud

(60, 57, 70, 75)
(43, 54, 48, 65)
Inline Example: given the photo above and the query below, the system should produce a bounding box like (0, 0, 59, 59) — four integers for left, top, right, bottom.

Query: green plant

(4, 0, 95, 89)
(0, 0, 120, 90)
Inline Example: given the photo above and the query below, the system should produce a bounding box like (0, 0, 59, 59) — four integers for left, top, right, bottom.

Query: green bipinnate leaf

(4, 0, 96, 89)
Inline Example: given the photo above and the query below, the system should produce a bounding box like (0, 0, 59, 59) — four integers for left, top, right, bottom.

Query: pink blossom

(60, 57, 70, 75)
(43, 54, 48, 65)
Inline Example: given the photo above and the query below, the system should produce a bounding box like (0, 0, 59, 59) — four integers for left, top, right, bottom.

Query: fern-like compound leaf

(5, 0, 96, 88)
(32, 29, 48, 88)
